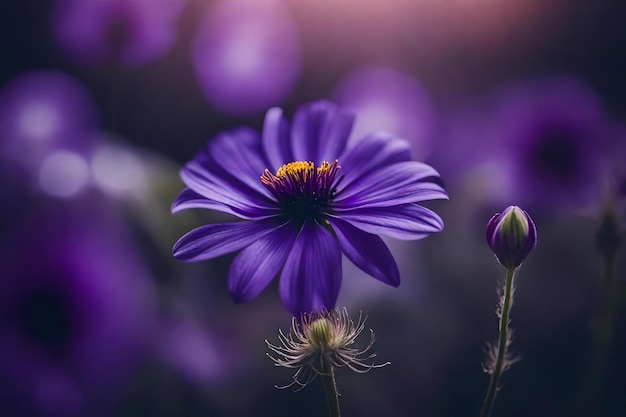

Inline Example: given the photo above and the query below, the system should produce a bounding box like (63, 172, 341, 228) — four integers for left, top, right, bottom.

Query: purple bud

(486, 205, 537, 269)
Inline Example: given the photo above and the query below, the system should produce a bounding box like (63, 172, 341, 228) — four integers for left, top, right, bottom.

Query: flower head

(486, 205, 537, 269)
(266, 308, 388, 389)
(172, 100, 447, 314)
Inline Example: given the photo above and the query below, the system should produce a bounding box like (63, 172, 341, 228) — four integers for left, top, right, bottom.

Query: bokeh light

(192, 0, 302, 115)
(38, 150, 90, 198)
(0, 71, 97, 168)
(333, 66, 437, 160)
(90, 141, 149, 198)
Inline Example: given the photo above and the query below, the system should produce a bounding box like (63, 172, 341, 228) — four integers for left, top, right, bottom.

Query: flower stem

(578, 252, 618, 415)
(321, 357, 341, 417)
(481, 267, 516, 417)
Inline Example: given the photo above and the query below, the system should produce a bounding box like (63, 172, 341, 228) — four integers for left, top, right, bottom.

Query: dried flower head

(266, 308, 389, 390)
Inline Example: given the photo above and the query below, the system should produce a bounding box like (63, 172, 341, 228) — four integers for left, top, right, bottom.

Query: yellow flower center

(273, 160, 337, 181)
(275, 161, 313, 180)
(260, 160, 341, 224)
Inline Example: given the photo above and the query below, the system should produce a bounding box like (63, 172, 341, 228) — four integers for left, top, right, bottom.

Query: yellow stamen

(260, 159, 341, 199)
(317, 160, 338, 175)
(276, 161, 314, 180)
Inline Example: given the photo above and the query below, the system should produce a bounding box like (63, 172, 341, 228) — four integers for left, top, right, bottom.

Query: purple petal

(182, 154, 277, 215)
(328, 217, 400, 287)
(262, 107, 293, 169)
(338, 131, 412, 188)
(334, 161, 448, 208)
(290, 101, 354, 163)
(485, 211, 502, 245)
(336, 181, 448, 209)
(208, 128, 272, 196)
(180, 127, 281, 214)
(173, 218, 285, 261)
(172, 188, 266, 219)
(228, 221, 298, 303)
(333, 204, 444, 240)
(279, 223, 342, 315)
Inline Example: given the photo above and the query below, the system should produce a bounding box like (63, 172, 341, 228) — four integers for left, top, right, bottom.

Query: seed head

(265, 308, 389, 390)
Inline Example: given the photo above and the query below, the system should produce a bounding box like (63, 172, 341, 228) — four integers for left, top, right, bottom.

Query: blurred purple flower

(0, 207, 156, 416)
(52, 0, 185, 67)
(333, 66, 437, 160)
(495, 77, 610, 209)
(172, 100, 447, 315)
(435, 76, 611, 211)
(192, 0, 301, 115)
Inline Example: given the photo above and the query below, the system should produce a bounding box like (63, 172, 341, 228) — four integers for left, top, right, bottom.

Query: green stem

(480, 267, 516, 417)
(578, 253, 618, 415)
(321, 357, 340, 417)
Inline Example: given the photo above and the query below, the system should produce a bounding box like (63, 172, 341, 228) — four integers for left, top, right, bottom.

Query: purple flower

(52, 0, 185, 67)
(0, 207, 156, 416)
(434, 77, 614, 211)
(172, 101, 447, 315)
(486, 205, 537, 269)
(493, 77, 610, 209)
(192, 0, 301, 115)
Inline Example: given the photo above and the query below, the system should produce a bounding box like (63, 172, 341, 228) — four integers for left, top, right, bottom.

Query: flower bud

(486, 205, 537, 269)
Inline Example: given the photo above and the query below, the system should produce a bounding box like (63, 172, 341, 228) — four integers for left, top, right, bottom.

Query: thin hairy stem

(481, 267, 516, 417)
(321, 357, 341, 417)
